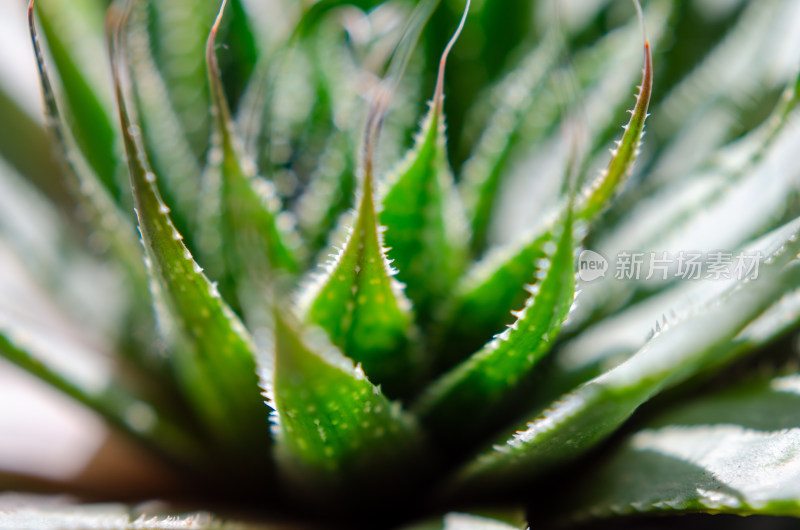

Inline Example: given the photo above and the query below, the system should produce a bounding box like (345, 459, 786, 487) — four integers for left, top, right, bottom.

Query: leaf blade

(204, 0, 300, 298)
(454, 215, 800, 491)
(417, 194, 576, 448)
(125, 4, 203, 243)
(437, 21, 654, 369)
(459, 30, 564, 254)
(33, 0, 121, 200)
(110, 8, 269, 455)
(559, 374, 800, 523)
(28, 0, 161, 374)
(0, 327, 202, 465)
(300, 169, 416, 398)
(268, 313, 423, 497)
(379, 3, 470, 323)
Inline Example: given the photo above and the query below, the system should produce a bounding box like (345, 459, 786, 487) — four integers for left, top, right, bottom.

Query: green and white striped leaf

(539, 177, 800, 417)
(569, 65, 800, 326)
(294, 24, 363, 257)
(147, 0, 215, 159)
(482, 0, 668, 250)
(29, 0, 144, 290)
(647, 0, 788, 188)
(296, 131, 358, 259)
(454, 215, 800, 491)
(559, 374, 800, 522)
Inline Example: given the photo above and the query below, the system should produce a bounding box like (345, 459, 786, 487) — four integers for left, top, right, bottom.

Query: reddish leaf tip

(433, 0, 471, 110)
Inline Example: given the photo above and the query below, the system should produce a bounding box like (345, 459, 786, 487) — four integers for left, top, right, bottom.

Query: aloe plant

(2, 0, 800, 528)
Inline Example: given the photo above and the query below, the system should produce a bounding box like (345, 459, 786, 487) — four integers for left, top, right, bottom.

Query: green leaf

(459, 30, 564, 254)
(0, 89, 67, 215)
(0, 327, 202, 465)
(453, 215, 800, 492)
(214, 0, 259, 113)
(298, 168, 416, 398)
(379, 5, 470, 323)
(125, 3, 203, 243)
(29, 0, 146, 297)
(544, 175, 800, 412)
(433, 229, 551, 372)
(204, 0, 300, 296)
(576, 38, 652, 221)
(295, 0, 456, 397)
(296, 131, 358, 258)
(110, 12, 270, 456)
(436, 17, 654, 369)
(285, 29, 342, 188)
(417, 198, 576, 448)
(559, 374, 800, 523)
(288, 22, 364, 235)
(147, 0, 215, 159)
(649, 0, 786, 184)
(570, 65, 800, 327)
(34, 0, 122, 201)
(463, 0, 669, 255)
(268, 312, 423, 497)
(29, 0, 159, 371)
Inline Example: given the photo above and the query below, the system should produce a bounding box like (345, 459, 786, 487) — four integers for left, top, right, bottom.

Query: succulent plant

(2, 0, 800, 528)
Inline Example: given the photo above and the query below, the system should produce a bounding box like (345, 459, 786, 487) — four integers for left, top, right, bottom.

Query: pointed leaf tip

(301, 169, 417, 398)
(204, 0, 299, 290)
(271, 312, 423, 497)
(360, 0, 440, 177)
(206, 0, 232, 127)
(379, 2, 473, 322)
(433, 0, 471, 110)
(455, 216, 800, 492)
(436, 6, 660, 368)
(109, 7, 269, 454)
(579, 4, 653, 220)
(417, 169, 578, 448)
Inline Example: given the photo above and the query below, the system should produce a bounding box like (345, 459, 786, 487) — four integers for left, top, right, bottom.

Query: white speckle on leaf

(125, 401, 157, 433)
(771, 374, 800, 395)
